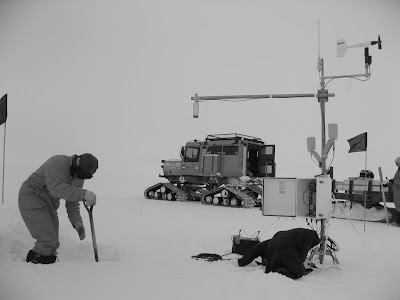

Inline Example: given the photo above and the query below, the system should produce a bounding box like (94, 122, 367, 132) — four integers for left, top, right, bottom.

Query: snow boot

(26, 250, 57, 264)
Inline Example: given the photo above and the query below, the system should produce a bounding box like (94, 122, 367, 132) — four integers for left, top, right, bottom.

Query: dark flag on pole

(347, 132, 367, 153)
(0, 94, 7, 125)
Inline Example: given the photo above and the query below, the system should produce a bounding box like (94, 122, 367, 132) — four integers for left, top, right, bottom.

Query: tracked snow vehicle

(144, 133, 276, 208)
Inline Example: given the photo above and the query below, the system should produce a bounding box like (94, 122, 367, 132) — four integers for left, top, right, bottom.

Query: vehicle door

(258, 145, 276, 177)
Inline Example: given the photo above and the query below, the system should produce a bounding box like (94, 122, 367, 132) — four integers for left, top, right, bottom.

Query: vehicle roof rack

(206, 133, 263, 143)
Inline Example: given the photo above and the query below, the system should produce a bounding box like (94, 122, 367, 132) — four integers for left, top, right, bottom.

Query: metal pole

(2, 122, 6, 205)
(378, 167, 390, 225)
(318, 57, 328, 264)
(363, 151, 368, 231)
(318, 55, 328, 176)
(323, 73, 369, 80)
(191, 93, 334, 101)
(320, 99, 326, 175)
(318, 97, 327, 264)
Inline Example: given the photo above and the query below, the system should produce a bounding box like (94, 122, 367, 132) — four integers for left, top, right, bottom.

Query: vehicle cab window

(223, 146, 238, 155)
(207, 146, 222, 154)
(184, 147, 200, 162)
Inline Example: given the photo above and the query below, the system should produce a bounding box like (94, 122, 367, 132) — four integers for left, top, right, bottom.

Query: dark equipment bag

(232, 230, 260, 255)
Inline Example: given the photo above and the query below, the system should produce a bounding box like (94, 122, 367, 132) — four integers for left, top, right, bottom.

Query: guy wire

(259, 217, 281, 239)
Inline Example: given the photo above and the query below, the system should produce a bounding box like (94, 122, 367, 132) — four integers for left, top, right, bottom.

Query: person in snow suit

(238, 228, 320, 279)
(18, 153, 98, 264)
(387, 157, 400, 225)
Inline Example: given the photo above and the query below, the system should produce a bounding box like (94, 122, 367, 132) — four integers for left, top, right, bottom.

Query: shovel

(84, 202, 99, 262)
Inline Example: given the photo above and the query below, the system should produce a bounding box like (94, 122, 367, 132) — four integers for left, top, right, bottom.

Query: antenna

(317, 21, 321, 59)
(317, 21, 324, 88)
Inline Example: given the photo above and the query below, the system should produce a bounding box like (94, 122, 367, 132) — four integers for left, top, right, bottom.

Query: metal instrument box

(262, 177, 332, 219)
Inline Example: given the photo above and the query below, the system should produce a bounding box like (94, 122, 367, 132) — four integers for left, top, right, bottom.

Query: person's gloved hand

(73, 222, 86, 240)
(383, 180, 394, 188)
(84, 190, 97, 206)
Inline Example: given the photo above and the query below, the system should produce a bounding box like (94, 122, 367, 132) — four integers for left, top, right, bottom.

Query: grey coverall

(392, 168, 400, 212)
(18, 155, 87, 256)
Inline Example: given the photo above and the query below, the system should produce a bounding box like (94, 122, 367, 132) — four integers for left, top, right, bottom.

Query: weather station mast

(190, 22, 382, 264)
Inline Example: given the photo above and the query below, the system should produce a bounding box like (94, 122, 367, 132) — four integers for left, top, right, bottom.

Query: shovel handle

(84, 202, 94, 214)
(84, 201, 99, 262)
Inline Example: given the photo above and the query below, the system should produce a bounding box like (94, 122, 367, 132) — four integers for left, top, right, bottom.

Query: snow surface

(1, 196, 400, 300)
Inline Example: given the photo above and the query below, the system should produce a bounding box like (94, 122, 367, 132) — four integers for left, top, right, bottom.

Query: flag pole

(363, 150, 367, 231)
(1, 121, 6, 205)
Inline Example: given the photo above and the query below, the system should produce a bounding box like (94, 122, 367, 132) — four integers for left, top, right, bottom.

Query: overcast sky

(0, 0, 399, 201)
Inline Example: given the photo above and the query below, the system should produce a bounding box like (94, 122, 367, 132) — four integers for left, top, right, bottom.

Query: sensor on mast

(336, 35, 382, 58)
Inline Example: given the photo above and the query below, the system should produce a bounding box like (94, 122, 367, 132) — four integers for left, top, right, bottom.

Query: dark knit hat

(79, 153, 98, 177)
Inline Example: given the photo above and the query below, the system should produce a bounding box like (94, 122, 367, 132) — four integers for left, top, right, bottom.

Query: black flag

(347, 132, 367, 153)
(0, 94, 7, 125)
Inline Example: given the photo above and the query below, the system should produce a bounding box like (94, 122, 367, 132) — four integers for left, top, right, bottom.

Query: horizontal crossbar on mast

(191, 93, 335, 101)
